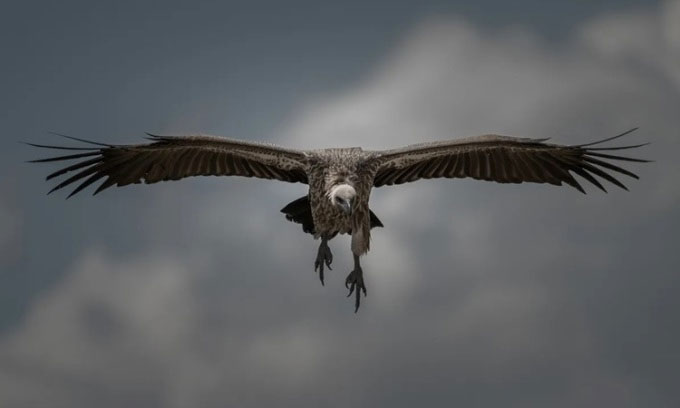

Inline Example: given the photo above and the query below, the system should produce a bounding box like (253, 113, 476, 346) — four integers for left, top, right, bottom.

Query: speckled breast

(305, 148, 380, 243)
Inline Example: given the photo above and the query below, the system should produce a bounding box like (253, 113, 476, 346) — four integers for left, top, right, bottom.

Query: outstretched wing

(373, 128, 649, 193)
(29, 133, 309, 197)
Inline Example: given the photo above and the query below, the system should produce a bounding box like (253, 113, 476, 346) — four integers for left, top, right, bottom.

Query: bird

(28, 128, 649, 311)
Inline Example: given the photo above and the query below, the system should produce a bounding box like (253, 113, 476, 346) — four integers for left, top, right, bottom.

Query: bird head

(328, 184, 356, 215)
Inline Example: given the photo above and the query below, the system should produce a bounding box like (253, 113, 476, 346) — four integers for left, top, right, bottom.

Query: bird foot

(345, 266, 367, 312)
(314, 240, 333, 285)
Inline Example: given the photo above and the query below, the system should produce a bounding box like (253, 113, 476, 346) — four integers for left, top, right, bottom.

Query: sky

(1, 0, 679, 406)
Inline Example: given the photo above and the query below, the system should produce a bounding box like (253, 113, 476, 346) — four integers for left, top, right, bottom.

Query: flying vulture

(29, 128, 649, 311)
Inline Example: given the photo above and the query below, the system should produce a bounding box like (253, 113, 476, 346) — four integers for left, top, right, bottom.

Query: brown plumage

(29, 128, 649, 311)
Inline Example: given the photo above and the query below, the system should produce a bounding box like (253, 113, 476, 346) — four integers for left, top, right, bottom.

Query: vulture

(29, 128, 649, 311)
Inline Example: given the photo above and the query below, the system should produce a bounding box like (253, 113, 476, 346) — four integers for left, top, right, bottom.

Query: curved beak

(340, 200, 352, 215)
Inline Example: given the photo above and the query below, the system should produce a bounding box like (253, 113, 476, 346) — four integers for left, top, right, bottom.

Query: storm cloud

(1, 0, 679, 407)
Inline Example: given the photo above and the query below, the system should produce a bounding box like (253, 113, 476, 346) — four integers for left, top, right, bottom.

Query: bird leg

(314, 237, 333, 285)
(345, 254, 367, 312)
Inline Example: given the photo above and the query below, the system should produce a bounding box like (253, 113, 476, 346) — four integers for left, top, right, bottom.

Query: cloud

(0, 182, 22, 266)
(2, 1, 680, 407)
(578, 0, 680, 90)
(0, 249, 336, 407)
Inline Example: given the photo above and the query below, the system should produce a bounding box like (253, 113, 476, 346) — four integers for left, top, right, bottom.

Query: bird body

(305, 147, 380, 254)
(29, 128, 649, 311)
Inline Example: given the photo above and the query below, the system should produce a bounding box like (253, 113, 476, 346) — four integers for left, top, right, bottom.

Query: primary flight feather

(29, 128, 649, 311)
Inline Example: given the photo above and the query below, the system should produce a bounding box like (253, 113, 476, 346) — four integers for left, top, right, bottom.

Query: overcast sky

(1, 0, 679, 406)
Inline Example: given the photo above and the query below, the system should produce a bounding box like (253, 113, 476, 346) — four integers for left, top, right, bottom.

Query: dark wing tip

(575, 127, 639, 148)
(145, 132, 172, 142)
(565, 128, 650, 193)
(47, 132, 115, 147)
(28, 151, 101, 163)
(587, 142, 650, 151)
(92, 178, 117, 196)
(586, 152, 652, 163)
(23, 141, 99, 151)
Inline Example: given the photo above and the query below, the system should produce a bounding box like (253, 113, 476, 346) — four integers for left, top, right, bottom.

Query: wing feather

(373, 129, 649, 192)
(30, 133, 309, 197)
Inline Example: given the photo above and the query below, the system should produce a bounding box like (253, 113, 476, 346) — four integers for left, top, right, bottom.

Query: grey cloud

(1, 1, 680, 407)
(0, 182, 22, 266)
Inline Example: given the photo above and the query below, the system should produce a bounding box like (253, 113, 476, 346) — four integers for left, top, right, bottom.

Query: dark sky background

(1, 0, 679, 406)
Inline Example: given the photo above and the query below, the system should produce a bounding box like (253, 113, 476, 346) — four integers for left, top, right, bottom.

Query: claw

(314, 260, 325, 286)
(345, 265, 366, 312)
(314, 239, 333, 286)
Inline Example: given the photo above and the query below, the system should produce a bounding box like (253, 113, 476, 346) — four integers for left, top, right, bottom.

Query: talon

(314, 239, 333, 286)
(344, 261, 367, 312)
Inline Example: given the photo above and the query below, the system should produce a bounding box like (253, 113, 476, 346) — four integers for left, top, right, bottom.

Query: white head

(328, 184, 356, 215)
